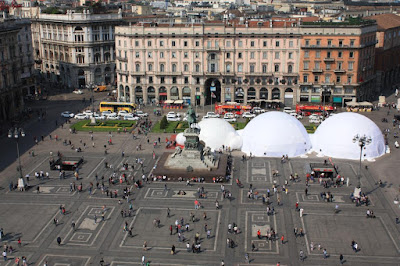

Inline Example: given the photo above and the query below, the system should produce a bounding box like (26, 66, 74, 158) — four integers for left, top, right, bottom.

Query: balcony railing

(312, 69, 323, 73)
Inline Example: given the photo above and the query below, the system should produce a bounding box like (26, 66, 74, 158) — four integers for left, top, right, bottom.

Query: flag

(211, 92, 216, 98)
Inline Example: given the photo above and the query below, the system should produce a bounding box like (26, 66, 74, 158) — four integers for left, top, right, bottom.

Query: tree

(160, 116, 168, 130)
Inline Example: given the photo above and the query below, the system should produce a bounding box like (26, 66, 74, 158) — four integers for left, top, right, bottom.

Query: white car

(252, 107, 265, 114)
(136, 110, 148, 117)
(290, 112, 303, 119)
(61, 111, 74, 118)
(107, 114, 120, 120)
(167, 113, 181, 122)
(73, 89, 83, 94)
(242, 112, 256, 119)
(118, 110, 130, 117)
(203, 112, 220, 119)
(283, 107, 293, 113)
(83, 110, 93, 116)
(224, 113, 237, 122)
(124, 114, 140, 121)
(74, 113, 87, 120)
(92, 114, 106, 120)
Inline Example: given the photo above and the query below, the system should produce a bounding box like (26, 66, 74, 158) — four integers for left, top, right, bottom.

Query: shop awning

(174, 100, 184, 104)
(164, 100, 174, 104)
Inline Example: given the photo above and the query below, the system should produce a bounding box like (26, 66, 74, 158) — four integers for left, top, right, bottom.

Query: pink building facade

(115, 19, 305, 107)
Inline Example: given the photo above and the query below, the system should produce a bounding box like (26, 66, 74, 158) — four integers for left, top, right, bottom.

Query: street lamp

(322, 86, 330, 120)
(352, 134, 372, 188)
(86, 83, 96, 124)
(8, 128, 25, 181)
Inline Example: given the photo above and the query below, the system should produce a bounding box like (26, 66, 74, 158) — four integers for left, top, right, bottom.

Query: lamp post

(86, 82, 96, 124)
(8, 128, 25, 180)
(322, 86, 330, 120)
(352, 134, 372, 188)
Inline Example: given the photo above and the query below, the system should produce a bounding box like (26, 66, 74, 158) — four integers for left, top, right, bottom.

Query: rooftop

(365, 13, 400, 31)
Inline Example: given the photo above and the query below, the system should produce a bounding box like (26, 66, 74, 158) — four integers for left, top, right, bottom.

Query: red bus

(296, 104, 334, 116)
(215, 102, 252, 115)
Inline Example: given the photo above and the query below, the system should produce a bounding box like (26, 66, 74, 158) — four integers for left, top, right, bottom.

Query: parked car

(242, 112, 256, 119)
(224, 113, 237, 122)
(74, 113, 87, 120)
(283, 107, 293, 113)
(252, 107, 265, 114)
(136, 110, 148, 117)
(167, 112, 181, 122)
(92, 113, 106, 120)
(83, 110, 93, 116)
(61, 111, 74, 118)
(73, 89, 83, 95)
(118, 110, 130, 117)
(107, 114, 120, 120)
(203, 112, 220, 119)
(124, 114, 140, 121)
(290, 112, 303, 119)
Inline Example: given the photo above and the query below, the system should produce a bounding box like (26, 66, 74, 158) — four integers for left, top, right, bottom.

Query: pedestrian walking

(2, 250, 6, 261)
(340, 254, 344, 264)
(57, 236, 62, 245)
(167, 208, 170, 217)
(305, 188, 308, 196)
(18, 237, 21, 247)
(171, 245, 176, 255)
(299, 250, 304, 261)
(323, 248, 328, 259)
(251, 242, 256, 251)
(141, 255, 145, 266)
(281, 235, 284, 244)
(245, 253, 249, 264)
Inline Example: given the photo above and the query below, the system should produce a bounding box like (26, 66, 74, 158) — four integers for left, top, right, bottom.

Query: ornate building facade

(31, 10, 123, 89)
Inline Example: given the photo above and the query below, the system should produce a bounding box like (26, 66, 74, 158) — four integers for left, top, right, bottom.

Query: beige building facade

(115, 19, 304, 107)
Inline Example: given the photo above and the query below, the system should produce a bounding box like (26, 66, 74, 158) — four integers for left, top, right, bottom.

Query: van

(94, 85, 107, 92)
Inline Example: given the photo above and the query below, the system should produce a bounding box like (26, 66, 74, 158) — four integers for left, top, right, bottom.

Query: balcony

(324, 57, 335, 62)
(155, 72, 182, 76)
(117, 70, 129, 75)
(130, 71, 145, 76)
(192, 72, 204, 76)
(116, 56, 128, 62)
(205, 71, 221, 76)
(334, 69, 346, 73)
(222, 71, 235, 76)
(245, 72, 264, 76)
(312, 69, 323, 73)
(206, 47, 220, 52)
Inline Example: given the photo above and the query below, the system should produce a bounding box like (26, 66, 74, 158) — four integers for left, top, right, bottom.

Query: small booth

(346, 101, 373, 112)
(50, 156, 84, 171)
(308, 163, 337, 179)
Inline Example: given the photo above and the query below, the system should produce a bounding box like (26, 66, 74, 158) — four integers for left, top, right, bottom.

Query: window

(238, 41, 243, 47)
(336, 76, 341, 83)
(316, 51, 321, 58)
(250, 41, 255, 47)
(226, 41, 231, 47)
(184, 64, 189, 72)
(195, 41, 200, 47)
(238, 53, 242, 59)
(172, 52, 176, 58)
(263, 52, 267, 59)
(325, 75, 330, 83)
(305, 40, 310, 46)
(172, 64, 177, 72)
(226, 64, 231, 73)
(184, 52, 188, 58)
(226, 53, 231, 59)
(314, 75, 320, 83)
(172, 41, 176, 47)
(275, 41, 280, 47)
(160, 41, 164, 47)
(148, 64, 153, 71)
(135, 64, 140, 72)
(301, 87, 309, 93)
(250, 52, 255, 59)
(238, 64, 243, 72)
(149, 76, 153, 83)
(327, 51, 331, 58)
(316, 40, 321, 46)
(274, 64, 279, 72)
(349, 51, 354, 58)
(195, 52, 199, 58)
(304, 51, 309, 58)
(160, 52, 164, 58)
(210, 54, 216, 60)
(147, 41, 152, 47)
(338, 40, 343, 47)
(263, 41, 267, 47)
(338, 51, 342, 58)
(195, 64, 200, 72)
(345, 87, 353, 94)
(172, 77, 177, 84)
(350, 40, 355, 47)
(184, 41, 188, 47)
(326, 63, 331, 70)
(327, 40, 332, 46)
(135, 41, 139, 47)
(347, 76, 352, 83)
(184, 77, 189, 84)
(160, 64, 165, 72)
(337, 62, 343, 70)
(262, 64, 267, 73)
(289, 40, 293, 47)
(135, 52, 140, 58)
(348, 62, 354, 71)
(275, 52, 280, 59)
(315, 62, 320, 70)
(303, 75, 308, 83)
(160, 77, 165, 84)
(136, 77, 140, 83)
(304, 61, 309, 70)
(196, 78, 200, 84)
(288, 52, 293, 59)
(148, 52, 152, 58)
(333, 87, 342, 94)
(249, 64, 255, 73)
(288, 65, 293, 73)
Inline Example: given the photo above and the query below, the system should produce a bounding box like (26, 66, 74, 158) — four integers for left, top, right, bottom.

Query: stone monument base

(153, 152, 228, 182)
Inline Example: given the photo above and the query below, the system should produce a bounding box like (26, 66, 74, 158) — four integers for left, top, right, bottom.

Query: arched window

(148, 64, 153, 71)
(288, 65, 293, 73)
(195, 64, 200, 72)
(171, 87, 179, 99)
(247, 87, 256, 100)
(272, 88, 280, 99)
(184, 64, 189, 72)
(260, 88, 268, 99)
(160, 64, 165, 72)
(172, 64, 177, 72)
(135, 86, 143, 93)
(135, 64, 140, 72)
(147, 86, 155, 93)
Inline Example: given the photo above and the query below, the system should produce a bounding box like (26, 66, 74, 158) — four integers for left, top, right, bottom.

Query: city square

(0, 91, 399, 265)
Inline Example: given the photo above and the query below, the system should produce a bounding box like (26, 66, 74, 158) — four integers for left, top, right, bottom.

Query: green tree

(160, 116, 168, 130)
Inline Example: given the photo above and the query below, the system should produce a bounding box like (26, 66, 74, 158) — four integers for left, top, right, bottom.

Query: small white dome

(312, 112, 385, 160)
(197, 118, 242, 151)
(241, 111, 311, 157)
(176, 132, 186, 146)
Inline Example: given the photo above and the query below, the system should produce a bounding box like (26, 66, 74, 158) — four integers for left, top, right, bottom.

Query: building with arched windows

(31, 10, 123, 89)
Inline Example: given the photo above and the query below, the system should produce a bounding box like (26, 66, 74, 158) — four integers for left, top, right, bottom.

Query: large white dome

(197, 118, 242, 151)
(241, 111, 311, 157)
(312, 112, 385, 160)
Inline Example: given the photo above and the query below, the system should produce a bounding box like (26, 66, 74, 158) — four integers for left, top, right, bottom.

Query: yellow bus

(99, 102, 137, 113)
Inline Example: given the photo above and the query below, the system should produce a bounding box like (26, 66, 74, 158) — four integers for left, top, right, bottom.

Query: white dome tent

(241, 111, 311, 157)
(312, 112, 385, 160)
(175, 118, 242, 151)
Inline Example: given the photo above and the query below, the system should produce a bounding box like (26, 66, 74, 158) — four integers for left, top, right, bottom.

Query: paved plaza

(0, 92, 399, 265)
